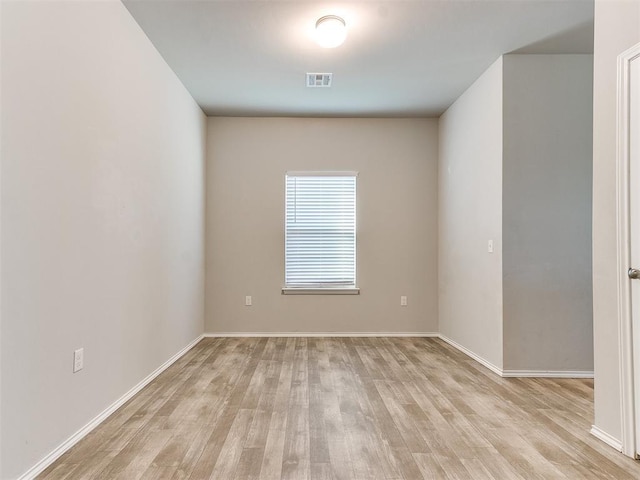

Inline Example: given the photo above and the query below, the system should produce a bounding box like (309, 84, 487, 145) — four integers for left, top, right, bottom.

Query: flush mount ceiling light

(315, 15, 347, 48)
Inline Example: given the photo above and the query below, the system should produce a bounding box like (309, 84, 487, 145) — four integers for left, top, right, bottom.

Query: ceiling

(122, 0, 594, 117)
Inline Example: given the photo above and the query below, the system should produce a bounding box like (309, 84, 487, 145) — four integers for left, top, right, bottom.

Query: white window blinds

(285, 173, 356, 288)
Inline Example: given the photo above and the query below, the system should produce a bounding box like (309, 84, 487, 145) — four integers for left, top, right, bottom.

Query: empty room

(3, 0, 640, 479)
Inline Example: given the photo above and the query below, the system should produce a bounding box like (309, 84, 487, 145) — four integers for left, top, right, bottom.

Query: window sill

(282, 287, 360, 295)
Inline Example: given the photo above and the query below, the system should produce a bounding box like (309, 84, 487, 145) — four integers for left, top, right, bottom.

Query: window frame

(282, 171, 359, 295)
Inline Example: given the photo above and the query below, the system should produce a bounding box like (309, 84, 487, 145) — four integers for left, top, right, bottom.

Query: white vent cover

(306, 73, 332, 87)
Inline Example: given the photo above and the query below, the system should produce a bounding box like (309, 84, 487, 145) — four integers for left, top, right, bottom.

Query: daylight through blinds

(285, 174, 356, 287)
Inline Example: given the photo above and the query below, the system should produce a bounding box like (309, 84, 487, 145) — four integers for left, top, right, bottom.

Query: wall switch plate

(245, 295, 252, 306)
(488, 239, 494, 253)
(73, 348, 84, 373)
(400, 296, 408, 306)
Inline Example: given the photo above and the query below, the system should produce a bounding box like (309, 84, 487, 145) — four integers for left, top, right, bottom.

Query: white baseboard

(17, 334, 204, 480)
(502, 370, 594, 378)
(437, 334, 504, 376)
(202, 332, 439, 338)
(437, 335, 595, 379)
(590, 425, 623, 452)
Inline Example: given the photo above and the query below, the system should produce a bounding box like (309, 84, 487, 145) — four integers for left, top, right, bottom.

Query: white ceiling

(122, 0, 594, 117)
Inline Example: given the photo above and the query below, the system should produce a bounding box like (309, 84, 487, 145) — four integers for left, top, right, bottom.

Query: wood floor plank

(69, 450, 121, 480)
(308, 392, 330, 466)
(319, 340, 355, 480)
(37, 337, 640, 480)
(310, 462, 334, 480)
(186, 338, 268, 479)
(281, 405, 310, 480)
(332, 340, 384, 480)
(114, 427, 173, 480)
(169, 425, 213, 480)
(139, 465, 177, 480)
(282, 338, 311, 480)
(151, 421, 203, 467)
(258, 338, 296, 479)
(208, 408, 255, 479)
(234, 447, 265, 480)
(92, 425, 172, 479)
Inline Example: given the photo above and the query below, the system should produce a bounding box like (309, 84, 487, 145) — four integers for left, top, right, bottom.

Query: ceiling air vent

(306, 73, 332, 87)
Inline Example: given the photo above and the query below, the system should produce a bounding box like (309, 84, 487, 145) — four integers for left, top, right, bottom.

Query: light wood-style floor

(38, 337, 640, 479)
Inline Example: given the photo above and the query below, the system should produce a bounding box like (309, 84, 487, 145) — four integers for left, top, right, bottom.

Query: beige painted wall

(205, 117, 438, 334)
(502, 54, 594, 372)
(438, 58, 504, 369)
(592, 0, 640, 444)
(1, 1, 206, 478)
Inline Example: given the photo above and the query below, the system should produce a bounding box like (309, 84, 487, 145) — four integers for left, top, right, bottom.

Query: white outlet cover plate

(73, 348, 84, 373)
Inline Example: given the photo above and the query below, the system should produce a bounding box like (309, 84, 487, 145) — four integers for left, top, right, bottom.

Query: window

(283, 172, 358, 294)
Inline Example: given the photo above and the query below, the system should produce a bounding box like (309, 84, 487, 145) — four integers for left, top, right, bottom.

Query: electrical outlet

(73, 348, 84, 373)
(245, 295, 252, 306)
(400, 296, 408, 307)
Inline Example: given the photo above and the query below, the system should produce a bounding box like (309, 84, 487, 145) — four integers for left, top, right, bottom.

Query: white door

(629, 49, 640, 458)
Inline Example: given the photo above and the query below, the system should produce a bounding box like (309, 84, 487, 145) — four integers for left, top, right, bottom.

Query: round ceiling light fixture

(315, 15, 347, 48)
